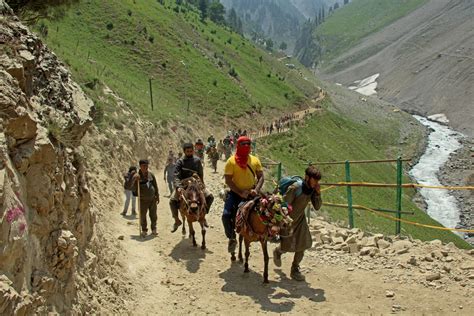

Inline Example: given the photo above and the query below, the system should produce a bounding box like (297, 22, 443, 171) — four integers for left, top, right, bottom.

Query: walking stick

(137, 177, 142, 238)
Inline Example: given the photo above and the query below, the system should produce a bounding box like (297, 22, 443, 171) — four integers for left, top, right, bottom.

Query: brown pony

(233, 195, 293, 283)
(179, 175, 207, 249)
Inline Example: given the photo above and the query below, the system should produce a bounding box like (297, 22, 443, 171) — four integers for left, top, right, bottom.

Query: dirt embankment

(323, 0, 474, 138)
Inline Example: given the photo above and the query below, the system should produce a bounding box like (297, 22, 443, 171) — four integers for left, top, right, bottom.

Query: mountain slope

(221, 0, 306, 50)
(315, 0, 428, 65)
(36, 0, 471, 247)
(38, 0, 319, 131)
(323, 0, 474, 137)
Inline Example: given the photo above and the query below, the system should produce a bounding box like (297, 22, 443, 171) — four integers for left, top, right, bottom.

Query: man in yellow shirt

(222, 136, 264, 253)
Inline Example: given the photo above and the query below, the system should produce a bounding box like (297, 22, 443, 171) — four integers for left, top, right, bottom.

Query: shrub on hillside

(228, 67, 238, 78)
(106, 22, 113, 30)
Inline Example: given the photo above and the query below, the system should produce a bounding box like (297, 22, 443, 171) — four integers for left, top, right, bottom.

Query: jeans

(123, 190, 136, 213)
(166, 177, 174, 194)
(221, 191, 244, 240)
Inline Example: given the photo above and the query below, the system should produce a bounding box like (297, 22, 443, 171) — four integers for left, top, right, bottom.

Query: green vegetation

(294, 0, 429, 69)
(32, 0, 469, 248)
(318, 0, 428, 64)
(37, 0, 318, 127)
(258, 99, 471, 249)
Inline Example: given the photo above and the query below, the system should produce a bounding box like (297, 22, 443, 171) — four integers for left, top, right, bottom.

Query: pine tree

(209, 1, 225, 24)
(199, 0, 208, 21)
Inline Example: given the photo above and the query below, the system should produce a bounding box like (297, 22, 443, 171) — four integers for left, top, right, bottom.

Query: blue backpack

(278, 176, 303, 197)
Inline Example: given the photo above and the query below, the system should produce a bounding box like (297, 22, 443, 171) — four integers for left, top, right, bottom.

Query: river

(409, 115, 464, 230)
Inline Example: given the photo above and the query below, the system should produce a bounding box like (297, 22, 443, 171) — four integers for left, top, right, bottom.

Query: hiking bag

(124, 172, 135, 190)
(278, 175, 303, 197)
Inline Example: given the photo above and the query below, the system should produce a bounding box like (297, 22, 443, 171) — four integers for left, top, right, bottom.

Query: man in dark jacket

(132, 159, 160, 237)
(273, 165, 322, 281)
(169, 143, 214, 232)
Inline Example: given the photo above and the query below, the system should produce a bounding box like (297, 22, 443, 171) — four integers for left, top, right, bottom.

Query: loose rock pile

(306, 218, 474, 292)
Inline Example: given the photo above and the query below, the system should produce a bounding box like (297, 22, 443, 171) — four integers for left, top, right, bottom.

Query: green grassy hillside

(317, 0, 428, 66)
(38, 0, 318, 128)
(258, 98, 471, 249)
(34, 0, 469, 248)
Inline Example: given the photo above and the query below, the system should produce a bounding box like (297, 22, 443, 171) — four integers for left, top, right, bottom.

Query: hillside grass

(37, 0, 319, 129)
(258, 99, 471, 249)
(317, 0, 428, 66)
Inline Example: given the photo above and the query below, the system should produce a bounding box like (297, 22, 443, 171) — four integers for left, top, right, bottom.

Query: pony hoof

(193, 243, 197, 247)
(263, 279, 269, 284)
(231, 255, 236, 261)
(244, 269, 250, 273)
(201, 245, 206, 250)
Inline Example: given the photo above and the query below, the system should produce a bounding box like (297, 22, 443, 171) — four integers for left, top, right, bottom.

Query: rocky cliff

(0, 2, 114, 313)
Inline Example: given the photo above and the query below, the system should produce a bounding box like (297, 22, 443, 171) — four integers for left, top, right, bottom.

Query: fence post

(277, 162, 282, 181)
(396, 156, 402, 235)
(149, 78, 154, 111)
(345, 160, 354, 228)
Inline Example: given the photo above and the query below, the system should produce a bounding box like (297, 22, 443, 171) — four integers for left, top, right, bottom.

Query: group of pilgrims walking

(122, 133, 322, 282)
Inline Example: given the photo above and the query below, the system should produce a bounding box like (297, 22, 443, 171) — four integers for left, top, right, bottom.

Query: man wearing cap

(222, 136, 264, 253)
(133, 159, 160, 237)
(169, 143, 214, 232)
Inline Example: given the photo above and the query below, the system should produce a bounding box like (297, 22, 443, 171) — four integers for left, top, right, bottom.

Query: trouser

(123, 190, 136, 213)
(275, 246, 305, 268)
(169, 188, 214, 219)
(221, 191, 244, 240)
(166, 178, 174, 194)
(140, 198, 157, 232)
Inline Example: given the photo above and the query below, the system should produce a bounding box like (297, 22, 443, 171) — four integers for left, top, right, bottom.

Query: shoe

(151, 229, 158, 236)
(273, 248, 282, 267)
(170, 220, 182, 233)
(227, 239, 237, 253)
(120, 211, 127, 216)
(131, 211, 137, 216)
(290, 265, 305, 281)
(140, 231, 147, 238)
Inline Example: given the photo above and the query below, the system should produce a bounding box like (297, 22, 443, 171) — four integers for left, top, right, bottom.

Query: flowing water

(409, 115, 464, 229)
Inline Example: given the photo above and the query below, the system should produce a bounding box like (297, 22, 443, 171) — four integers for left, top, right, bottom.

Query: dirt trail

(108, 159, 473, 315)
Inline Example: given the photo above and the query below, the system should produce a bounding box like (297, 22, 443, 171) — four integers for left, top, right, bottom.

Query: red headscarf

(235, 136, 252, 169)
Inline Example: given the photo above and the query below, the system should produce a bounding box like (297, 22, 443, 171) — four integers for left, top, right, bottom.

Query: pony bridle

(180, 188, 204, 215)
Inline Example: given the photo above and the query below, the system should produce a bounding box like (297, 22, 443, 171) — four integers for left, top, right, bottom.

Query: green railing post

(345, 160, 354, 228)
(277, 162, 282, 181)
(396, 156, 403, 235)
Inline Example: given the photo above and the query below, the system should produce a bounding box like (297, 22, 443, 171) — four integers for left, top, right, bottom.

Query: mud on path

(103, 159, 473, 315)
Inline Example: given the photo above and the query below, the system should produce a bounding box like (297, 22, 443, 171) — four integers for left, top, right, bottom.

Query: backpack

(278, 175, 303, 197)
(123, 172, 135, 190)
